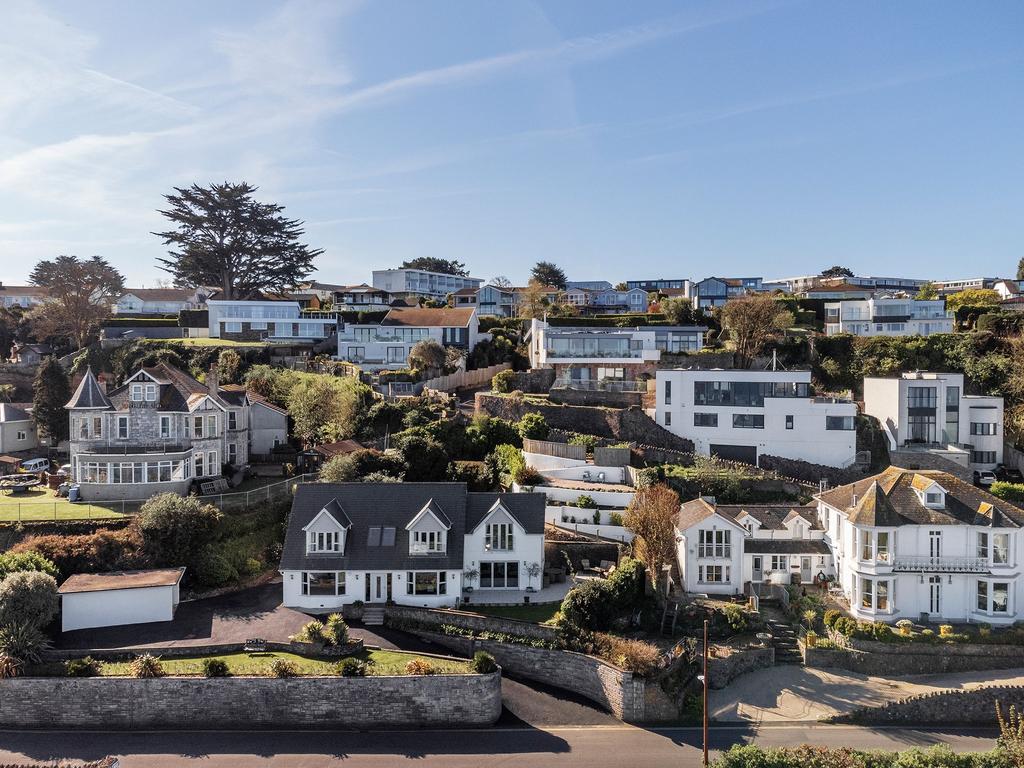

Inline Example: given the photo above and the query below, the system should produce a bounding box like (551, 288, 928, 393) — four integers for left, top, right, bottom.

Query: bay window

(994, 533, 1009, 565)
(977, 580, 1009, 614)
(860, 577, 890, 612)
(859, 531, 891, 563)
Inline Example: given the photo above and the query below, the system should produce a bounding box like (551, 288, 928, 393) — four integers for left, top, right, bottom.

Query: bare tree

(29, 255, 124, 348)
(624, 485, 680, 588)
(721, 294, 793, 368)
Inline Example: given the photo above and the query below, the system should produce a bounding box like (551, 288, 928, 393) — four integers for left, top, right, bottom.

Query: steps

(766, 617, 802, 664)
(362, 607, 385, 626)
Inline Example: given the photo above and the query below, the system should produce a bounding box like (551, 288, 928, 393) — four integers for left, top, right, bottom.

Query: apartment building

(527, 319, 706, 392)
(337, 306, 481, 371)
(863, 372, 1003, 471)
(625, 278, 691, 293)
(817, 467, 1024, 624)
(934, 278, 998, 296)
(674, 498, 833, 596)
(824, 298, 953, 337)
(655, 369, 859, 467)
(371, 268, 483, 300)
(206, 298, 338, 342)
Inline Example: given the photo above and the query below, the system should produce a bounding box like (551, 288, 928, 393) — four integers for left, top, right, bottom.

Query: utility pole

(703, 618, 709, 768)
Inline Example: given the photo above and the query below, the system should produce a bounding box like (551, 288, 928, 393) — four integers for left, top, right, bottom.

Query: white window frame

(116, 415, 129, 440)
(307, 530, 342, 554)
(485, 523, 514, 552)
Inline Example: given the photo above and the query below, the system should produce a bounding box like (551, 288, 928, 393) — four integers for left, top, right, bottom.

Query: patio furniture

(582, 471, 592, 482)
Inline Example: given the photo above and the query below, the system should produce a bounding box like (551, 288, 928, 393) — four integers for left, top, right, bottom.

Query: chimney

(96, 373, 107, 394)
(207, 365, 219, 396)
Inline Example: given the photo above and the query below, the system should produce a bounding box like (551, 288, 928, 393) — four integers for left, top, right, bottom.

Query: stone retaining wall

(803, 637, 1024, 675)
(0, 671, 501, 729)
(385, 604, 560, 643)
(708, 645, 774, 690)
(829, 685, 1024, 725)
(45, 639, 363, 661)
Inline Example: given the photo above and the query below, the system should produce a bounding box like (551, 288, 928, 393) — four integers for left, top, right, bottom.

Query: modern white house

(655, 369, 859, 467)
(824, 298, 953, 337)
(863, 372, 1003, 471)
(332, 284, 394, 312)
(58, 568, 185, 632)
(337, 306, 481, 371)
(113, 288, 211, 315)
(674, 498, 833, 596)
(816, 467, 1024, 624)
(0, 403, 37, 454)
(527, 319, 706, 394)
(279, 483, 546, 610)
(206, 298, 338, 342)
(66, 364, 270, 500)
(371, 268, 484, 300)
(0, 283, 48, 309)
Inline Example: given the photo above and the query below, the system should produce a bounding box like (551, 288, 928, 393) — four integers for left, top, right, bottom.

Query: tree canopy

(820, 266, 854, 278)
(915, 282, 939, 300)
(32, 356, 70, 444)
(399, 257, 468, 276)
(946, 288, 1000, 312)
(154, 182, 322, 300)
(490, 275, 513, 288)
(530, 261, 568, 290)
(624, 485, 680, 588)
(721, 295, 794, 368)
(516, 279, 552, 319)
(407, 339, 446, 374)
(29, 255, 124, 347)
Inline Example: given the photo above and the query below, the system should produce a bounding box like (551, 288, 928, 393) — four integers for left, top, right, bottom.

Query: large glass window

(694, 380, 809, 407)
(994, 533, 1010, 565)
(970, 423, 998, 436)
(698, 529, 731, 558)
(907, 414, 936, 443)
(693, 413, 718, 427)
(698, 565, 730, 583)
(977, 580, 1009, 613)
(407, 571, 447, 594)
(826, 415, 855, 431)
(485, 523, 514, 551)
(479, 562, 518, 588)
(860, 577, 890, 611)
(732, 414, 764, 429)
(972, 451, 997, 465)
(302, 572, 343, 596)
(907, 386, 937, 408)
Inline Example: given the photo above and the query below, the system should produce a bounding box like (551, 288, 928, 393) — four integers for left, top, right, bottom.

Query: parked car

(974, 470, 997, 487)
(18, 458, 50, 474)
(996, 465, 1023, 483)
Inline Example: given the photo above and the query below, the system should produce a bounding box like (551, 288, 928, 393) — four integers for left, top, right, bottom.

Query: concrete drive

(711, 664, 1024, 723)
(0, 725, 997, 768)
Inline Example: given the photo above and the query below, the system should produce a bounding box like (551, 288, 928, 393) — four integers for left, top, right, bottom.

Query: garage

(709, 444, 758, 465)
(58, 568, 185, 633)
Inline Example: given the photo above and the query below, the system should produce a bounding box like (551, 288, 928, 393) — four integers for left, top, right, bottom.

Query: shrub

(721, 604, 749, 633)
(832, 617, 857, 637)
(336, 657, 370, 677)
(192, 546, 238, 588)
(566, 433, 600, 452)
(470, 651, 498, 674)
(560, 580, 616, 631)
(295, 620, 327, 645)
(822, 609, 841, 629)
(9, 527, 143, 578)
(516, 412, 550, 441)
(990, 482, 1024, 504)
(64, 656, 102, 678)
(600, 635, 661, 676)
(0, 571, 59, 630)
(513, 465, 544, 486)
(0, 622, 52, 664)
(324, 613, 350, 646)
(136, 493, 222, 569)
(0, 551, 59, 580)
(130, 654, 165, 678)
(491, 369, 516, 394)
(609, 512, 623, 526)
(269, 658, 298, 678)
(576, 495, 595, 508)
(0, 654, 21, 679)
(404, 658, 436, 676)
(202, 658, 230, 677)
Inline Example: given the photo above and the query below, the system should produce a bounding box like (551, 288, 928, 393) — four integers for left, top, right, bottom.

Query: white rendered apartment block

(527, 319, 705, 391)
(655, 369, 858, 467)
(371, 268, 483, 300)
(674, 498, 833, 596)
(863, 372, 1003, 470)
(207, 299, 338, 342)
(824, 298, 952, 337)
(817, 468, 1024, 624)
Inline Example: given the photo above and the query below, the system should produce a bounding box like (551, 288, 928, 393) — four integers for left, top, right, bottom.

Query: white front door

(801, 557, 812, 582)
(751, 557, 763, 582)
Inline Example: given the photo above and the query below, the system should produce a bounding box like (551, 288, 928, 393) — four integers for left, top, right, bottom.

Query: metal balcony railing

(552, 378, 648, 392)
(891, 556, 989, 573)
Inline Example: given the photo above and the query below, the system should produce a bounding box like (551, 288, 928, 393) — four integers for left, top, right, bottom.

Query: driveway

(710, 664, 1024, 722)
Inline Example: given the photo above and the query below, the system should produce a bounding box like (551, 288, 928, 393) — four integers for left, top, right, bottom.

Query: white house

(280, 483, 546, 610)
(561, 286, 650, 315)
(863, 372, 1003, 471)
(816, 467, 1024, 625)
(0, 403, 37, 454)
(337, 306, 481, 371)
(206, 298, 338, 342)
(58, 568, 185, 632)
(527, 318, 706, 394)
(674, 498, 833, 596)
(114, 288, 211, 315)
(371, 268, 484, 300)
(824, 298, 952, 337)
(0, 283, 48, 308)
(655, 369, 859, 467)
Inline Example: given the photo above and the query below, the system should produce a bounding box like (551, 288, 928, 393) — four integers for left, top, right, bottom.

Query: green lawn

(0, 487, 130, 522)
(63, 650, 470, 677)
(466, 602, 562, 624)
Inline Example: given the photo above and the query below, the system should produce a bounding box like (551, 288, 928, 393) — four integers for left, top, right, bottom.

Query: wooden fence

(522, 438, 586, 461)
(421, 363, 511, 394)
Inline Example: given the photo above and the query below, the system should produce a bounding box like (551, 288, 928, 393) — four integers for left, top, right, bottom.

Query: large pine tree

(33, 356, 71, 445)
(154, 182, 322, 299)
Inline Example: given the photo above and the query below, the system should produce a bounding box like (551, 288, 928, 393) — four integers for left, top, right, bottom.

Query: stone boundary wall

(475, 393, 694, 451)
(804, 636, 1024, 675)
(44, 639, 364, 661)
(829, 685, 1024, 725)
(501, 368, 556, 394)
(548, 388, 643, 409)
(0, 671, 502, 730)
(384, 604, 559, 643)
(758, 454, 868, 486)
(708, 645, 774, 690)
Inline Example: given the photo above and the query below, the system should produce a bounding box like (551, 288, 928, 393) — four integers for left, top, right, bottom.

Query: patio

(465, 580, 573, 606)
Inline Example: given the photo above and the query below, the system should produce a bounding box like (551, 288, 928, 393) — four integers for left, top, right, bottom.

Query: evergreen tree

(399, 257, 468, 276)
(32, 356, 71, 444)
(530, 261, 568, 290)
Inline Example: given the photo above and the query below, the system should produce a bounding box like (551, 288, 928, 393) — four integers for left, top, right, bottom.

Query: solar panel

(381, 527, 396, 547)
(367, 526, 381, 546)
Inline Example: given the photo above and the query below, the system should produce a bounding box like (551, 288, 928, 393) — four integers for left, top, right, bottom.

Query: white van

(19, 458, 50, 474)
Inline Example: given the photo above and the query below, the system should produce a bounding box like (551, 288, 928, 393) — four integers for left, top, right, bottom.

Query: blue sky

(1, 0, 1021, 288)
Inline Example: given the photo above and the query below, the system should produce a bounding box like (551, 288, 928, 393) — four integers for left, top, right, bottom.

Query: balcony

(409, 543, 445, 555)
(545, 348, 642, 359)
(891, 556, 990, 573)
(552, 378, 648, 393)
(76, 442, 192, 456)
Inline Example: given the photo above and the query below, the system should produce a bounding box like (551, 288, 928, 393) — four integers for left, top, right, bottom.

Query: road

(0, 724, 997, 767)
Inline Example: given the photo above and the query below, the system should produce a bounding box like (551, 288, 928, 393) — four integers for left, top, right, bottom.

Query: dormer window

(411, 530, 445, 554)
(307, 530, 342, 554)
(926, 492, 941, 505)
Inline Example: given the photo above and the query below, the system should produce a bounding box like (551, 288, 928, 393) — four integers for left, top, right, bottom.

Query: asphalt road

(0, 725, 998, 768)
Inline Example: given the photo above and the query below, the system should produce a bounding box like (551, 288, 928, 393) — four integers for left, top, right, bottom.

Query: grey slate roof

(743, 539, 831, 555)
(280, 483, 545, 572)
(0, 403, 31, 423)
(65, 368, 112, 410)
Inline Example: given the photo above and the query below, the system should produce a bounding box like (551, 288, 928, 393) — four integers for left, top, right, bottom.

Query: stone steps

(362, 607, 385, 626)
(766, 618, 802, 665)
